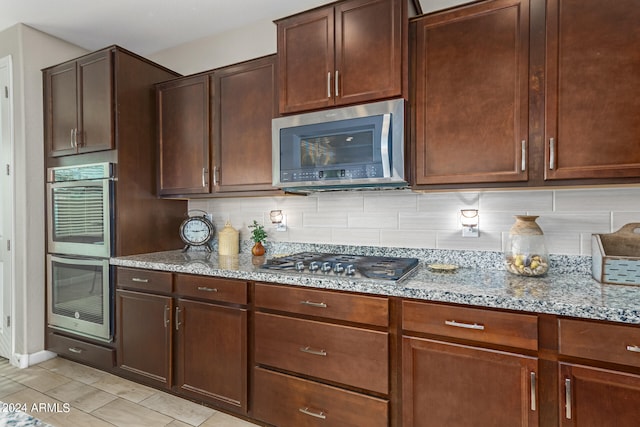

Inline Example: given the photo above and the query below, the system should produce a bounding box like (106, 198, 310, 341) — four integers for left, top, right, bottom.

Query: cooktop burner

(260, 252, 420, 282)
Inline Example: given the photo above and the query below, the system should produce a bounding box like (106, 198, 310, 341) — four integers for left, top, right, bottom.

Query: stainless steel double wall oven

(46, 162, 114, 342)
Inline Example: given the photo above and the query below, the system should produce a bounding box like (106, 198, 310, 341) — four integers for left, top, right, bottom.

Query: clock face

(180, 217, 214, 245)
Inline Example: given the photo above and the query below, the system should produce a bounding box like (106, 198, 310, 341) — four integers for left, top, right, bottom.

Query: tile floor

(0, 357, 260, 427)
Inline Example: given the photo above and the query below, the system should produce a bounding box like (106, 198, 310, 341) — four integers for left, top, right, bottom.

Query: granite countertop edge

(111, 250, 640, 325)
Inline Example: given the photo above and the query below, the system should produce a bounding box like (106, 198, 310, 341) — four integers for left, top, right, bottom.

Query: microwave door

(380, 113, 391, 178)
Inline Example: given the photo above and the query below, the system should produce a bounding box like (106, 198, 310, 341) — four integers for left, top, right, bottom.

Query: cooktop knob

(309, 261, 319, 272)
(321, 262, 332, 272)
(333, 262, 344, 273)
(295, 261, 305, 271)
(345, 264, 356, 275)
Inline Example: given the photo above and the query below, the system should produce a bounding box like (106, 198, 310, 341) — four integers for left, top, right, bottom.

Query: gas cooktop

(259, 252, 420, 282)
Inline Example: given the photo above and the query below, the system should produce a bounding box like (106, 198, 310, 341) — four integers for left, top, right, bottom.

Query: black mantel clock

(179, 210, 215, 252)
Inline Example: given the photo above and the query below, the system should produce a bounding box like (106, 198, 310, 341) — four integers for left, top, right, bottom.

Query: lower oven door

(47, 254, 112, 342)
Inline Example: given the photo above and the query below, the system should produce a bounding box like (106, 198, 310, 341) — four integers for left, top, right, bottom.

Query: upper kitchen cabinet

(157, 55, 280, 198)
(411, 0, 530, 187)
(212, 55, 278, 192)
(44, 49, 113, 157)
(157, 74, 210, 196)
(544, 0, 640, 181)
(276, 0, 407, 114)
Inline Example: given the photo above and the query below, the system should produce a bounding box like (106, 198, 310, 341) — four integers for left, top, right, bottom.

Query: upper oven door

(47, 177, 112, 258)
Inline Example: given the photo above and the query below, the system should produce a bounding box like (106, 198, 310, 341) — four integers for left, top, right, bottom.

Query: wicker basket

(592, 223, 640, 285)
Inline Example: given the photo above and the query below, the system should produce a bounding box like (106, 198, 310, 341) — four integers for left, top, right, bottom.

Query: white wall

(0, 23, 87, 364)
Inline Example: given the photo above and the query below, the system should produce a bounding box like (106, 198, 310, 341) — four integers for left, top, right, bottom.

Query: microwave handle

(380, 113, 392, 177)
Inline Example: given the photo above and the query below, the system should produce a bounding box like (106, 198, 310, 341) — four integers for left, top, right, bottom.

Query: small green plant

(248, 220, 267, 243)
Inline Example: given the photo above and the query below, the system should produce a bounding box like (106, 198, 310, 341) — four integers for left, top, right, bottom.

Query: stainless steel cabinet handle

(530, 372, 537, 411)
(70, 129, 75, 148)
(163, 305, 170, 328)
(521, 140, 527, 172)
(327, 72, 331, 98)
(549, 137, 555, 170)
(300, 346, 327, 356)
(444, 320, 485, 330)
(213, 166, 218, 186)
(300, 300, 327, 308)
(627, 345, 640, 353)
(197, 286, 218, 292)
(202, 168, 206, 188)
(565, 378, 572, 419)
(175, 307, 182, 331)
(131, 277, 149, 283)
(335, 70, 339, 96)
(68, 347, 82, 354)
(299, 407, 326, 420)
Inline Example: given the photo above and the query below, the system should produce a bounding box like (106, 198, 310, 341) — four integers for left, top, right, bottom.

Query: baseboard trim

(12, 350, 57, 368)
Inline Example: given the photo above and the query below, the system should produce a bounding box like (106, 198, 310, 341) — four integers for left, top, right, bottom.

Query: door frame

(0, 54, 15, 361)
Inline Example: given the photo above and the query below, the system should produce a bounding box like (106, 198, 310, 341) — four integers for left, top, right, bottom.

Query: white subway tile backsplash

(190, 186, 640, 255)
(348, 212, 398, 229)
(380, 229, 438, 248)
(554, 187, 640, 211)
(480, 190, 554, 212)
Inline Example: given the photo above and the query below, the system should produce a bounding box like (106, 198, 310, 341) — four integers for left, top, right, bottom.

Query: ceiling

(0, 0, 339, 55)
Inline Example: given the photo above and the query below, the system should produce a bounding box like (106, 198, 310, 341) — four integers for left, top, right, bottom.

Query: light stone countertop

(111, 249, 640, 325)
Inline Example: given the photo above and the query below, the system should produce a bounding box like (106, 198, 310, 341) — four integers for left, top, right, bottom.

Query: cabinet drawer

(254, 283, 388, 327)
(47, 332, 115, 370)
(559, 318, 640, 368)
(402, 301, 538, 351)
(175, 274, 247, 305)
(253, 367, 388, 427)
(116, 267, 172, 293)
(254, 312, 388, 394)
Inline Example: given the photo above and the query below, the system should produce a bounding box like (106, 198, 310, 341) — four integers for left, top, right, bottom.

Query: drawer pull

(565, 378, 572, 419)
(68, 347, 83, 354)
(627, 345, 640, 353)
(299, 407, 327, 420)
(300, 300, 327, 308)
(131, 277, 149, 283)
(445, 320, 485, 330)
(300, 346, 327, 357)
(197, 286, 218, 292)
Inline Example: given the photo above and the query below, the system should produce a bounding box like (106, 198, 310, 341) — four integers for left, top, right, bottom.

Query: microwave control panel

(281, 164, 383, 183)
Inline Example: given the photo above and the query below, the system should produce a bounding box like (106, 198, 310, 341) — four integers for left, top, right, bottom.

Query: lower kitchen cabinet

(403, 337, 538, 427)
(115, 268, 248, 412)
(253, 367, 388, 427)
(559, 363, 640, 427)
(174, 298, 247, 410)
(116, 289, 173, 388)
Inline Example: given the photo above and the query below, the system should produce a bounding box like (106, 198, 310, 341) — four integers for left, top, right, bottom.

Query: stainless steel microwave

(272, 98, 407, 190)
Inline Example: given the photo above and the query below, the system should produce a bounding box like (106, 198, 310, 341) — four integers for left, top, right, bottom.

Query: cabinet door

(174, 299, 247, 412)
(545, 0, 640, 180)
(560, 363, 640, 427)
(116, 289, 173, 388)
(213, 55, 277, 192)
(413, 0, 529, 185)
(277, 6, 335, 113)
(403, 336, 538, 427)
(334, 0, 403, 106)
(77, 50, 113, 154)
(157, 75, 210, 196)
(45, 61, 78, 157)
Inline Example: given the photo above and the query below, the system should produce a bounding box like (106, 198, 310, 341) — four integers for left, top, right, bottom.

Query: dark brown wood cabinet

(544, 0, 640, 181)
(402, 300, 539, 427)
(44, 49, 113, 157)
(411, 0, 530, 186)
(558, 318, 640, 427)
(276, 0, 406, 114)
(559, 363, 640, 427)
(115, 268, 248, 412)
(253, 282, 390, 427)
(156, 55, 279, 198)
